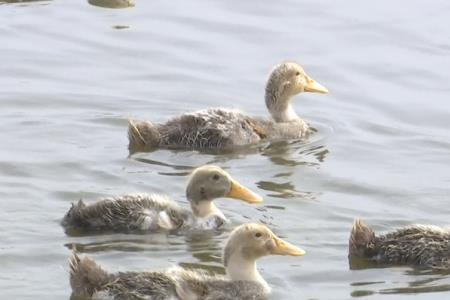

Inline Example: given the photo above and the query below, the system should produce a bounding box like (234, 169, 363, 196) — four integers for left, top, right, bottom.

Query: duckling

(69, 223, 305, 299)
(349, 218, 450, 270)
(62, 165, 262, 234)
(128, 61, 328, 150)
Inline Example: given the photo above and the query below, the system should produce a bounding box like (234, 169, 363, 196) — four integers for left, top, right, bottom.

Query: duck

(69, 223, 305, 299)
(128, 61, 328, 151)
(62, 165, 262, 234)
(349, 218, 450, 270)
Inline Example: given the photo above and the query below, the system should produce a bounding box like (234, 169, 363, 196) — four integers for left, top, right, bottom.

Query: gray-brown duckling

(62, 165, 262, 234)
(128, 61, 328, 151)
(349, 218, 450, 270)
(69, 223, 305, 299)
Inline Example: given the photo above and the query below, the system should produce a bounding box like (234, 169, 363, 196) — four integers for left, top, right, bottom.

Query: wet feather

(349, 218, 450, 270)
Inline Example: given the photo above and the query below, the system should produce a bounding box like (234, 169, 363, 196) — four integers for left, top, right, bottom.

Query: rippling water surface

(1, 0, 450, 299)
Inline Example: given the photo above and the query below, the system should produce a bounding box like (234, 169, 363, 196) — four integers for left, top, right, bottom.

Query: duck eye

(295, 71, 300, 76)
(255, 232, 262, 238)
(212, 174, 220, 181)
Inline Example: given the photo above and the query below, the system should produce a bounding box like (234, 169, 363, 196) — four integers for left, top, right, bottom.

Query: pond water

(1, 0, 450, 299)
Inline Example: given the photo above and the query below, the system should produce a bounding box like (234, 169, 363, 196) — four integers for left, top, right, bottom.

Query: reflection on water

(65, 234, 171, 253)
(87, 0, 134, 9)
(351, 273, 450, 297)
(348, 255, 381, 270)
(350, 261, 450, 297)
(0, 0, 48, 3)
(263, 141, 314, 166)
(132, 156, 194, 173)
(257, 179, 318, 200)
(382, 276, 450, 294)
(180, 230, 225, 274)
(112, 25, 130, 30)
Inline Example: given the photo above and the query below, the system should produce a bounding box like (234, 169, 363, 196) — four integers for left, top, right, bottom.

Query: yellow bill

(226, 179, 263, 204)
(304, 75, 329, 94)
(270, 236, 306, 256)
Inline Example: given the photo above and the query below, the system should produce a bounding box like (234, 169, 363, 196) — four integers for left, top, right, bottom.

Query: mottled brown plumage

(62, 166, 262, 234)
(62, 194, 192, 234)
(69, 223, 305, 299)
(128, 62, 328, 151)
(349, 218, 450, 270)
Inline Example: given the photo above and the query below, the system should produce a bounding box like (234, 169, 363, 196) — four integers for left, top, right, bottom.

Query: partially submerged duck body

(62, 166, 262, 234)
(69, 258, 267, 300)
(62, 194, 194, 233)
(349, 218, 450, 270)
(129, 108, 309, 150)
(129, 62, 328, 151)
(69, 223, 305, 299)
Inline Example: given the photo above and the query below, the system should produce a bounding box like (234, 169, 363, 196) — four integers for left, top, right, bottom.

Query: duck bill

(226, 179, 263, 204)
(304, 76, 328, 94)
(270, 236, 306, 256)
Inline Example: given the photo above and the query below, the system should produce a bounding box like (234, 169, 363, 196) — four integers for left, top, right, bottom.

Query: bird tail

(128, 117, 161, 150)
(69, 251, 111, 298)
(349, 218, 377, 258)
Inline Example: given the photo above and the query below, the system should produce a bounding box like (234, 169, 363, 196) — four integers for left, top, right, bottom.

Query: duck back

(62, 193, 191, 234)
(349, 218, 450, 270)
(70, 253, 179, 300)
(129, 108, 308, 150)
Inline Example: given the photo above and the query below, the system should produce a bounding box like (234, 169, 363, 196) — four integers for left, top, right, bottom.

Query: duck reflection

(350, 270, 450, 297)
(65, 233, 172, 253)
(255, 138, 327, 200)
(179, 229, 226, 274)
(88, 0, 134, 9)
(0, 0, 50, 4)
(256, 179, 317, 200)
(261, 136, 328, 167)
(131, 156, 193, 175)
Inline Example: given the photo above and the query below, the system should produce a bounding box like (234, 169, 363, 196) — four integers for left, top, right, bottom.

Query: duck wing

(159, 108, 267, 149)
(377, 225, 450, 268)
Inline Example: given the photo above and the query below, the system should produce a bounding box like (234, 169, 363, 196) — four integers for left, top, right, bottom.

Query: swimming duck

(349, 218, 450, 270)
(69, 223, 305, 299)
(128, 61, 328, 150)
(62, 165, 262, 234)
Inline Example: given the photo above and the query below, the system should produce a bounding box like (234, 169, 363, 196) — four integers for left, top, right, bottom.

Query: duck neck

(225, 251, 270, 293)
(265, 89, 299, 123)
(190, 199, 222, 218)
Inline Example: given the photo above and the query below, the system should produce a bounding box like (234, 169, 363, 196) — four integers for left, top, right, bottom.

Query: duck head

(223, 223, 305, 292)
(265, 61, 328, 122)
(186, 165, 263, 218)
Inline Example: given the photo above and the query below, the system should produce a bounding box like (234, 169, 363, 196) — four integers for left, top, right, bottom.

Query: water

(1, 0, 450, 299)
